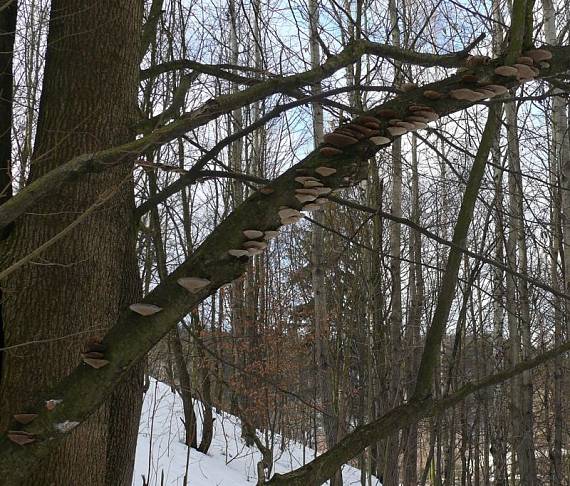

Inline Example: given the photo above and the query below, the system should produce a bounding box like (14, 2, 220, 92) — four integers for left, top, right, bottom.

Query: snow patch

(134, 378, 381, 485)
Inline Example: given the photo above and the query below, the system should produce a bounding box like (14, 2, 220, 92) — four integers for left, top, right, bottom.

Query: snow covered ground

(133, 379, 381, 485)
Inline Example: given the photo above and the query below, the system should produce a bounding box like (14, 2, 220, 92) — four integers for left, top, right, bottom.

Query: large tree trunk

(0, 1, 143, 485)
(0, 0, 17, 385)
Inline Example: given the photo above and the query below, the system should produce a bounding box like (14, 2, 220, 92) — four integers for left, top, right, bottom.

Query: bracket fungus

(258, 186, 274, 195)
(406, 115, 429, 123)
(314, 187, 332, 195)
(525, 49, 552, 63)
(83, 357, 110, 369)
(13, 414, 38, 425)
(494, 65, 519, 77)
(449, 88, 484, 101)
(423, 90, 443, 100)
(129, 303, 163, 316)
(369, 136, 391, 145)
(295, 193, 318, 203)
(302, 203, 322, 211)
(323, 132, 359, 147)
(513, 63, 536, 80)
(409, 120, 428, 129)
(376, 108, 399, 119)
(228, 249, 250, 258)
(393, 121, 417, 130)
(314, 166, 337, 177)
(355, 116, 381, 129)
(319, 146, 344, 157)
(483, 84, 508, 95)
(243, 241, 267, 255)
(281, 215, 302, 225)
(263, 230, 279, 240)
(7, 431, 36, 446)
(303, 180, 324, 188)
(243, 241, 268, 249)
(517, 56, 534, 65)
(177, 277, 211, 293)
(346, 124, 378, 137)
(387, 126, 408, 136)
(242, 229, 264, 239)
(278, 207, 300, 220)
(296, 188, 321, 196)
(412, 110, 439, 121)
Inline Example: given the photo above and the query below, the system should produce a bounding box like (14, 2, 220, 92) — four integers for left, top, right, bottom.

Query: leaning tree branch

(0, 45, 568, 483)
(413, 104, 500, 400)
(265, 337, 570, 485)
(140, 35, 486, 83)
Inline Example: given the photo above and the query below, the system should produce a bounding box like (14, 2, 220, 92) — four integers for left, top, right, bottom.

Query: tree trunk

(0, 1, 143, 485)
(0, 0, 17, 385)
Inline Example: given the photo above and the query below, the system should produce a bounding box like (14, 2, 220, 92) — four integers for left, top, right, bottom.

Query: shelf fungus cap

(323, 132, 359, 147)
(475, 88, 496, 98)
(494, 65, 519, 77)
(258, 186, 274, 195)
(450, 88, 485, 101)
(296, 188, 321, 196)
(319, 146, 344, 157)
(13, 414, 38, 425)
(228, 249, 250, 258)
(386, 126, 408, 136)
(394, 121, 417, 130)
(303, 180, 324, 188)
(281, 215, 302, 225)
(129, 303, 163, 316)
(295, 193, 318, 203)
(295, 176, 316, 184)
(525, 49, 552, 63)
(177, 277, 211, 293)
(408, 104, 433, 112)
(513, 63, 536, 79)
(517, 56, 534, 65)
(314, 187, 332, 195)
(243, 240, 267, 250)
(376, 108, 399, 119)
(263, 230, 279, 240)
(83, 357, 110, 369)
(423, 90, 443, 100)
(410, 121, 428, 129)
(484, 84, 508, 95)
(278, 207, 300, 220)
(369, 136, 391, 145)
(314, 166, 337, 177)
(406, 115, 429, 123)
(356, 115, 380, 125)
(303, 203, 322, 211)
(7, 431, 35, 446)
(242, 229, 264, 239)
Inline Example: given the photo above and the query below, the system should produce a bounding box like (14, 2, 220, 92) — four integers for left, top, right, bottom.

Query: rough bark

(0, 0, 17, 387)
(0, 1, 143, 485)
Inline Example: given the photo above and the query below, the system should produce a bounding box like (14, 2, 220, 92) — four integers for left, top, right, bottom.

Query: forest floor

(133, 378, 380, 485)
